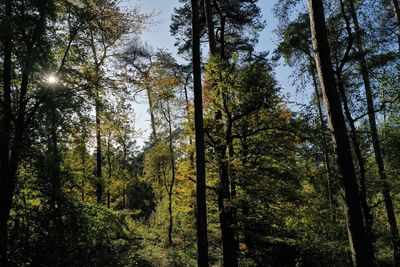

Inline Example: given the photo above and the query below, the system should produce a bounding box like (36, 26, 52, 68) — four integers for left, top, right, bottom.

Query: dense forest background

(0, 0, 400, 266)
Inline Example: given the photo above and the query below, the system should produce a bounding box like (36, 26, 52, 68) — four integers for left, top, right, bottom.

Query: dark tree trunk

(204, 2, 238, 264)
(0, 0, 13, 264)
(337, 78, 375, 260)
(48, 90, 65, 267)
(217, 148, 238, 267)
(191, 0, 209, 264)
(308, 0, 373, 265)
(89, 29, 103, 205)
(107, 134, 112, 209)
(81, 151, 86, 202)
(348, 1, 400, 265)
(166, 104, 176, 245)
(203, 0, 217, 55)
(95, 94, 103, 204)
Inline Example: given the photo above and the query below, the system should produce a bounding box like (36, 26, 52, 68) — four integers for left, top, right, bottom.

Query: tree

(345, 0, 400, 264)
(307, 0, 373, 265)
(122, 40, 159, 143)
(191, 0, 209, 265)
(0, 1, 55, 264)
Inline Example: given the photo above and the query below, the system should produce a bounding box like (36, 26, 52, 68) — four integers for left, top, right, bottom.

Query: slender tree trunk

(337, 78, 375, 260)
(348, 1, 400, 264)
(203, 0, 217, 55)
(146, 85, 158, 143)
(191, 0, 209, 264)
(95, 93, 103, 204)
(107, 134, 112, 209)
(166, 104, 176, 245)
(48, 90, 64, 267)
(81, 151, 86, 202)
(0, 0, 12, 264)
(90, 30, 103, 204)
(310, 63, 334, 219)
(308, 0, 373, 265)
(205, 2, 238, 264)
(122, 140, 127, 209)
(217, 145, 238, 267)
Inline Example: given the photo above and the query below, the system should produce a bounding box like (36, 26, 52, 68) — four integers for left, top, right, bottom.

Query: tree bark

(0, 0, 13, 263)
(166, 103, 176, 245)
(191, 0, 209, 264)
(217, 148, 238, 267)
(310, 63, 334, 219)
(337, 78, 375, 260)
(95, 91, 103, 204)
(107, 133, 112, 209)
(348, 1, 400, 265)
(203, 0, 217, 55)
(89, 29, 103, 205)
(308, 0, 373, 265)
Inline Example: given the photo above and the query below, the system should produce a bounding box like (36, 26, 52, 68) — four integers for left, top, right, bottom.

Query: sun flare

(47, 75, 58, 84)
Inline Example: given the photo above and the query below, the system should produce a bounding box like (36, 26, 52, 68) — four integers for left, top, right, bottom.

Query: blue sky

(132, 0, 310, 146)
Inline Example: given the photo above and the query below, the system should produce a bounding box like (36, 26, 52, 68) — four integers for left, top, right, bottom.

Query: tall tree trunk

(81, 150, 86, 202)
(203, 0, 217, 55)
(348, 1, 400, 264)
(48, 90, 64, 267)
(0, 1, 13, 264)
(337, 78, 375, 260)
(107, 133, 112, 209)
(191, 0, 209, 264)
(205, 2, 238, 264)
(95, 92, 103, 204)
(90, 30, 103, 204)
(217, 145, 238, 267)
(122, 140, 127, 209)
(310, 63, 334, 219)
(167, 103, 176, 245)
(308, 0, 373, 265)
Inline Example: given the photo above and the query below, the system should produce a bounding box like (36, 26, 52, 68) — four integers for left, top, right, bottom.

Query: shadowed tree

(307, 0, 373, 265)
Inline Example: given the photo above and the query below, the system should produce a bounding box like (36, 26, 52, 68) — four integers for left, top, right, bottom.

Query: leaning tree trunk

(308, 0, 373, 265)
(348, 1, 400, 265)
(191, 0, 209, 265)
(337, 78, 375, 260)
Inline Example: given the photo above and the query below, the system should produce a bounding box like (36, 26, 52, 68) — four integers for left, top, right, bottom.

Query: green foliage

(2, 0, 400, 266)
